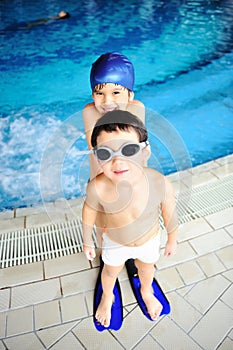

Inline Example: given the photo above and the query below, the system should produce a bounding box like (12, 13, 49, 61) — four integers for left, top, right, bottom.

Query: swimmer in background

(1, 11, 70, 33)
(25, 11, 70, 29)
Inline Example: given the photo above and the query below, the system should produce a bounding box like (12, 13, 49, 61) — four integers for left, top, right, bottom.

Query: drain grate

(177, 174, 233, 223)
(0, 219, 96, 269)
(0, 175, 232, 268)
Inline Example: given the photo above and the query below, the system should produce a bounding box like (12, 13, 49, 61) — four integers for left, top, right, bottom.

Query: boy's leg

(135, 259, 162, 320)
(96, 263, 124, 327)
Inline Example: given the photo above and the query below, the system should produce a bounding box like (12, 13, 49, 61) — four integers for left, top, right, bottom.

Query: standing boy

(82, 110, 178, 328)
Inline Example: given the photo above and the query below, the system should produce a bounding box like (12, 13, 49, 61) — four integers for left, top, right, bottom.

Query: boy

(82, 110, 178, 328)
(82, 52, 145, 179)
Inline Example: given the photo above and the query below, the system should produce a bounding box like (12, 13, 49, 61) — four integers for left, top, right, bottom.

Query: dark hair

(91, 110, 148, 148)
(59, 12, 70, 19)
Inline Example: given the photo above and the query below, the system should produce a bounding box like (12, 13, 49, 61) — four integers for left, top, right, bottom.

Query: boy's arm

(82, 181, 101, 260)
(161, 177, 178, 257)
(82, 104, 102, 179)
(82, 201, 98, 261)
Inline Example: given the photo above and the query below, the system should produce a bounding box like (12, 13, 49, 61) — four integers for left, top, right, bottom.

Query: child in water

(82, 52, 145, 179)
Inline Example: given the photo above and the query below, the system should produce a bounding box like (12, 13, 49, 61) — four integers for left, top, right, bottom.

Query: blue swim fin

(93, 256, 123, 331)
(125, 259, 170, 321)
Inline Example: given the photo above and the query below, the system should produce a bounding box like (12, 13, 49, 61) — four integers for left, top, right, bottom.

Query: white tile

(44, 252, 90, 279)
(0, 312, 6, 338)
(178, 218, 212, 241)
(25, 211, 66, 228)
(183, 171, 218, 188)
(134, 334, 163, 349)
(222, 269, 233, 282)
(85, 290, 95, 316)
(176, 260, 206, 285)
(216, 246, 233, 269)
(34, 300, 61, 329)
(0, 288, 10, 311)
(7, 306, 33, 336)
(216, 337, 233, 350)
(215, 154, 233, 166)
(37, 322, 77, 349)
(156, 267, 184, 292)
(190, 300, 233, 350)
(0, 210, 14, 220)
(0, 341, 6, 350)
(205, 207, 233, 229)
(49, 331, 84, 350)
(120, 279, 136, 305)
(61, 268, 98, 296)
(229, 328, 233, 340)
(114, 307, 156, 349)
(220, 284, 233, 309)
(73, 317, 124, 349)
(11, 278, 61, 308)
(4, 332, 45, 350)
(184, 275, 231, 314)
(212, 163, 233, 179)
(168, 292, 202, 332)
(60, 294, 88, 322)
(0, 262, 43, 288)
(189, 229, 232, 255)
(157, 241, 197, 269)
(197, 253, 226, 277)
(225, 224, 233, 237)
(191, 160, 219, 175)
(0, 217, 25, 235)
(176, 284, 194, 297)
(150, 316, 202, 349)
(15, 205, 48, 218)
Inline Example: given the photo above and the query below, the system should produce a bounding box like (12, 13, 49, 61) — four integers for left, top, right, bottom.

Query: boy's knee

(135, 260, 155, 275)
(103, 265, 121, 279)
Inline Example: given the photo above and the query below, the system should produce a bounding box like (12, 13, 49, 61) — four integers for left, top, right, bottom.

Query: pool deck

(0, 154, 233, 350)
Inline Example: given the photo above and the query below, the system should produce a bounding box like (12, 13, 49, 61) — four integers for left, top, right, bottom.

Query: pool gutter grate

(0, 175, 232, 268)
(0, 219, 96, 269)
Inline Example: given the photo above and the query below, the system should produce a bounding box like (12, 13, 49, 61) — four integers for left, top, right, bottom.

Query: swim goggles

(92, 141, 149, 162)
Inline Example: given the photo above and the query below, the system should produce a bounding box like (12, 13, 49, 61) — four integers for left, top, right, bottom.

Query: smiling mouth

(114, 169, 128, 175)
(103, 107, 117, 113)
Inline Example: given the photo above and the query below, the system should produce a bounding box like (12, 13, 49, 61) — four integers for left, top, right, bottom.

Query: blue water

(0, 0, 233, 210)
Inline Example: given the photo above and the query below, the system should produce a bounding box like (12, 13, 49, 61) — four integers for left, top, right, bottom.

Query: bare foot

(141, 290, 162, 320)
(95, 293, 114, 327)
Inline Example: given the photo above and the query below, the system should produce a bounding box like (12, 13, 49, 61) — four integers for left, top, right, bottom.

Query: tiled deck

(0, 155, 233, 350)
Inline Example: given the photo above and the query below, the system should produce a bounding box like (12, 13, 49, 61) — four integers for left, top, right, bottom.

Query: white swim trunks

(102, 232, 161, 266)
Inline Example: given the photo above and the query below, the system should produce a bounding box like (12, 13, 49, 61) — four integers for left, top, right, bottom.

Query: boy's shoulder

(88, 173, 108, 189)
(83, 102, 95, 110)
(144, 167, 170, 183)
(130, 99, 144, 107)
(82, 103, 101, 130)
(144, 167, 163, 177)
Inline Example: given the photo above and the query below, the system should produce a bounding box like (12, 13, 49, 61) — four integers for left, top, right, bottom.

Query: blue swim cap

(90, 52, 134, 91)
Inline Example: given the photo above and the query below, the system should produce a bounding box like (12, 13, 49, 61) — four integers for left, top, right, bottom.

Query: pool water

(0, 0, 233, 210)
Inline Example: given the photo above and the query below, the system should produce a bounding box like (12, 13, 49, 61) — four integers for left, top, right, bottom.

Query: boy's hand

(164, 240, 177, 257)
(83, 245, 96, 261)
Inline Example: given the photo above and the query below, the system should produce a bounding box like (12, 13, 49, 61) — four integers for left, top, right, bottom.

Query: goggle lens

(94, 142, 148, 162)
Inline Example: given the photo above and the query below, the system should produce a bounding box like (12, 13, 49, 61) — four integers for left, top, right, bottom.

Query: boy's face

(95, 128, 149, 184)
(92, 83, 134, 115)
